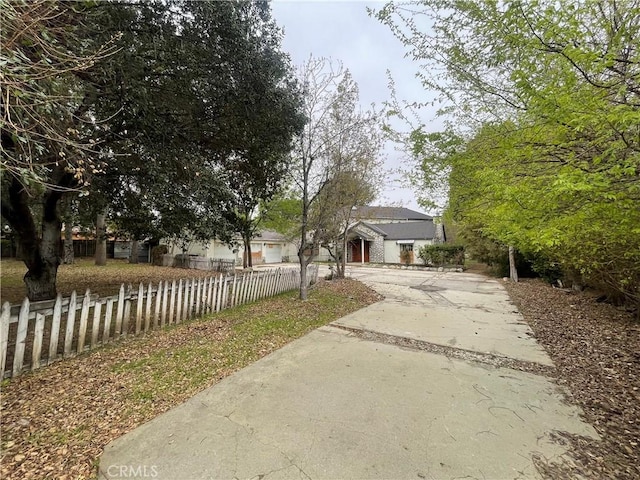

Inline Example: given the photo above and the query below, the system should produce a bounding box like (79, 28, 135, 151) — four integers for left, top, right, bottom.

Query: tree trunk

(95, 211, 107, 266)
(130, 240, 139, 264)
(63, 216, 74, 264)
(508, 245, 518, 282)
(299, 177, 309, 300)
(338, 237, 348, 278)
(299, 251, 308, 300)
(1, 168, 71, 301)
(246, 237, 253, 268)
(23, 214, 61, 301)
(23, 258, 59, 301)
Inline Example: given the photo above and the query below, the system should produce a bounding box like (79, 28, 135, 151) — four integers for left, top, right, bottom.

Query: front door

(350, 240, 370, 263)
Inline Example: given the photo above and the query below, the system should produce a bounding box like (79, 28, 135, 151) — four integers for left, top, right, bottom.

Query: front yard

(0, 275, 381, 480)
(1, 259, 220, 305)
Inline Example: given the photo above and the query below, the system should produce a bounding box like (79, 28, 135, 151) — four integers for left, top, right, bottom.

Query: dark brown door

(350, 241, 369, 262)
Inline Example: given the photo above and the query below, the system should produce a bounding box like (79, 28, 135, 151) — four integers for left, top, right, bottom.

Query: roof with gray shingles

(374, 221, 436, 241)
(358, 222, 388, 236)
(255, 230, 287, 242)
(352, 206, 432, 221)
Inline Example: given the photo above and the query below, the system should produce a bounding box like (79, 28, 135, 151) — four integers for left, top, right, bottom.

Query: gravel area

(504, 279, 639, 480)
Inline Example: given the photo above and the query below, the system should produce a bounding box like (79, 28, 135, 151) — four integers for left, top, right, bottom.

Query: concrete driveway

(99, 265, 597, 480)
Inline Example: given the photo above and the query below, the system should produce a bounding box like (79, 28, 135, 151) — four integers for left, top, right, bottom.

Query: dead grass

(0, 278, 382, 480)
(0, 258, 221, 305)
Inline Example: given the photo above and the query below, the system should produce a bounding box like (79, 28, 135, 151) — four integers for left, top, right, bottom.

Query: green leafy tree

(375, 0, 640, 306)
(259, 195, 303, 240)
(88, 0, 303, 269)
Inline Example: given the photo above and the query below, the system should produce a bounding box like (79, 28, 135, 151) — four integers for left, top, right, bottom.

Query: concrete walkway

(99, 266, 597, 480)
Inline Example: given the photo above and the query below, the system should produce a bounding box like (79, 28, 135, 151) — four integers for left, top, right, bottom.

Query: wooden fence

(0, 265, 318, 380)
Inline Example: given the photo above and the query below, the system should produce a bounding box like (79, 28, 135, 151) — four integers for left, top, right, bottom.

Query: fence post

(63, 291, 77, 357)
(195, 278, 202, 317)
(145, 283, 153, 332)
(77, 290, 91, 354)
(123, 284, 132, 336)
(176, 279, 183, 324)
(13, 297, 29, 376)
(206, 276, 214, 313)
(32, 312, 45, 370)
(183, 278, 190, 320)
(48, 294, 62, 363)
(91, 300, 103, 349)
(103, 299, 114, 344)
(134, 283, 144, 334)
(154, 281, 162, 329)
(231, 274, 238, 307)
(249, 271, 255, 301)
(215, 275, 223, 312)
(169, 279, 177, 325)
(115, 285, 125, 338)
(239, 273, 247, 306)
(1, 302, 10, 378)
(161, 280, 168, 327)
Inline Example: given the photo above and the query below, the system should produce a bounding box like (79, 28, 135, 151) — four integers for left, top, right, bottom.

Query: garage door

(264, 243, 282, 264)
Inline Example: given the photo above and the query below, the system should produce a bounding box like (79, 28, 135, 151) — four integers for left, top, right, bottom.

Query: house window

(400, 243, 413, 253)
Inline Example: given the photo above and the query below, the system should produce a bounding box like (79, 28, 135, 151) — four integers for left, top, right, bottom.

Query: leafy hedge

(418, 244, 465, 266)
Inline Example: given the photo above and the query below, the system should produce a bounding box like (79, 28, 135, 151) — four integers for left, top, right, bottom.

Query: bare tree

(315, 81, 383, 278)
(291, 57, 383, 298)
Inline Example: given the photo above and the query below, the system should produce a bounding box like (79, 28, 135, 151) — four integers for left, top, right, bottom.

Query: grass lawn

(0, 278, 381, 480)
(0, 258, 225, 305)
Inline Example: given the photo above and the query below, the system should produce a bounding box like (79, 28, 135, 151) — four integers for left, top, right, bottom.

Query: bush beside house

(418, 245, 465, 267)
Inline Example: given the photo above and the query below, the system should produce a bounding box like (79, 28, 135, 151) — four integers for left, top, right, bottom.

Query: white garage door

(264, 243, 282, 263)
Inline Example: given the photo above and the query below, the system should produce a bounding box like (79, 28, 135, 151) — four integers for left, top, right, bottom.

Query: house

(166, 229, 297, 265)
(343, 206, 445, 264)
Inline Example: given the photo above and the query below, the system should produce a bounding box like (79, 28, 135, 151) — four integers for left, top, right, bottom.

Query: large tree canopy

(376, 0, 640, 306)
(1, 0, 303, 300)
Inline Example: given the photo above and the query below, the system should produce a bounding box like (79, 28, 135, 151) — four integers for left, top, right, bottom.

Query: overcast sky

(271, 0, 439, 214)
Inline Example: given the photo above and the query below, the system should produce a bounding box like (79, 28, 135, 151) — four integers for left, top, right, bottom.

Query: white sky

(271, 0, 440, 214)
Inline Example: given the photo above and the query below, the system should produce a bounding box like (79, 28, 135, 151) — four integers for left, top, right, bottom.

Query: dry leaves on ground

(0, 278, 381, 480)
(505, 279, 640, 480)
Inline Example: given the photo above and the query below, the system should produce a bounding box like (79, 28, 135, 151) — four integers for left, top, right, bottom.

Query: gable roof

(352, 206, 432, 221)
(374, 221, 436, 241)
(358, 221, 388, 236)
(254, 230, 287, 242)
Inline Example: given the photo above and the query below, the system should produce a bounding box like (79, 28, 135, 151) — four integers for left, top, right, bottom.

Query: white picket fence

(0, 265, 318, 380)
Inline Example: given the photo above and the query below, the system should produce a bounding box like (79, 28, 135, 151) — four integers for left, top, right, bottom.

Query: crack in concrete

(329, 324, 556, 378)
(219, 413, 312, 480)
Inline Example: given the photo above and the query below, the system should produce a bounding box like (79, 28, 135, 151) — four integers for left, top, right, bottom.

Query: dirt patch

(504, 279, 640, 480)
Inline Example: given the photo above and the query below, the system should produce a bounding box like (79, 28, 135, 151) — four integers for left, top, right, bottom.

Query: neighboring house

(341, 206, 445, 264)
(166, 229, 296, 265)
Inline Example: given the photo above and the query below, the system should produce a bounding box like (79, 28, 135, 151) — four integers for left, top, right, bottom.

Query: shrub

(418, 244, 465, 266)
(400, 249, 412, 265)
(151, 244, 169, 266)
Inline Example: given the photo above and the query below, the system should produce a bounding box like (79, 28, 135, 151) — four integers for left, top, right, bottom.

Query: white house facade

(165, 230, 297, 265)
(343, 206, 445, 264)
